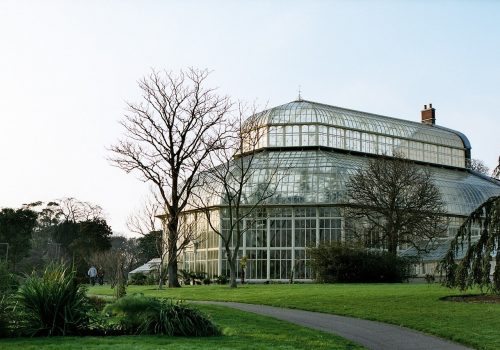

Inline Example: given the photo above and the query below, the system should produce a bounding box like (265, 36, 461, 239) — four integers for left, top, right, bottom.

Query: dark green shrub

(192, 272, 207, 285)
(145, 273, 158, 285)
(0, 295, 10, 337)
(425, 274, 435, 284)
(105, 294, 220, 336)
(0, 262, 18, 295)
(88, 295, 108, 312)
(139, 299, 221, 336)
(128, 273, 147, 285)
(179, 270, 207, 285)
(215, 275, 229, 285)
(310, 243, 413, 283)
(16, 263, 90, 336)
(179, 269, 192, 285)
(104, 294, 160, 332)
(202, 277, 212, 285)
(0, 262, 18, 337)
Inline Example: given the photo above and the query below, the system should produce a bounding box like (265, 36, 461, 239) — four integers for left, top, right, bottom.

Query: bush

(0, 262, 19, 295)
(140, 299, 221, 336)
(105, 294, 220, 336)
(425, 274, 435, 284)
(215, 275, 229, 285)
(179, 270, 207, 285)
(104, 294, 160, 332)
(0, 262, 18, 337)
(192, 272, 207, 285)
(310, 243, 413, 283)
(128, 273, 147, 285)
(179, 270, 192, 285)
(0, 295, 10, 337)
(146, 273, 158, 285)
(88, 295, 108, 312)
(16, 263, 90, 336)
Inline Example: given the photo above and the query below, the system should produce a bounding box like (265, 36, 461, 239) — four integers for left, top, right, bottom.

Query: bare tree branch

(346, 154, 447, 255)
(466, 158, 490, 175)
(109, 68, 232, 288)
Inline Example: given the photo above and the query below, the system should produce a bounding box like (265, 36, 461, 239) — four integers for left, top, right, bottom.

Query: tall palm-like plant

(17, 263, 90, 336)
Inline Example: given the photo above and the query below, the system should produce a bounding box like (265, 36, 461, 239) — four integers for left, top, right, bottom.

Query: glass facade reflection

(180, 100, 500, 281)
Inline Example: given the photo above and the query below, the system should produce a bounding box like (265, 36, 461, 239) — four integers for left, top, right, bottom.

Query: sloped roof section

(248, 100, 467, 149)
(192, 150, 500, 216)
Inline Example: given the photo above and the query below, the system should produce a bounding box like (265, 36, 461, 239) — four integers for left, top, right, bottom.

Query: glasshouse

(178, 99, 500, 281)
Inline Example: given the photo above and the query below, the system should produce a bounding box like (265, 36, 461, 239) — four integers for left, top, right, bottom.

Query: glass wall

(185, 206, 342, 280)
(267, 124, 465, 168)
(181, 101, 500, 280)
(183, 206, 491, 280)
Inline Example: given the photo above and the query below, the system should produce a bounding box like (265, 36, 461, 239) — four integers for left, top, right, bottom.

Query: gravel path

(194, 301, 473, 350)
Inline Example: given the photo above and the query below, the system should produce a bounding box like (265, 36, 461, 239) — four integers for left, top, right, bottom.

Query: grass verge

(89, 283, 500, 350)
(0, 304, 362, 350)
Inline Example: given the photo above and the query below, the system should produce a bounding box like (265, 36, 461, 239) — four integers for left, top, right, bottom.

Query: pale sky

(1, 1, 499, 236)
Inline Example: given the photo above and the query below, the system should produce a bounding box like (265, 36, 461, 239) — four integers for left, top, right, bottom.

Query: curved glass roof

(248, 100, 467, 149)
(196, 150, 500, 217)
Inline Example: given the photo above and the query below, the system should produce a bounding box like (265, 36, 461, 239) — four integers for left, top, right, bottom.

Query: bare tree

(346, 155, 447, 256)
(127, 193, 165, 288)
(58, 197, 104, 222)
(26, 198, 104, 224)
(466, 158, 490, 176)
(194, 105, 285, 287)
(110, 68, 231, 287)
(492, 156, 500, 180)
(127, 193, 162, 236)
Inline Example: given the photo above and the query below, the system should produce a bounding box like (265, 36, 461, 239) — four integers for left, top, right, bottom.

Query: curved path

(194, 301, 473, 350)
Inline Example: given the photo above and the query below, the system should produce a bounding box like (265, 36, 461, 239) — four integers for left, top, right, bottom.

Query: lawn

(89, 283, 500, 350)
(0, 304, 362, 350)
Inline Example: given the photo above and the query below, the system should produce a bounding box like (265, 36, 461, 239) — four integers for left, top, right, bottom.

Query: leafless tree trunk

(110, 68, 231, 288)
(493, 156, 500, 180)
(194, 104, 286, 288)
(346, 155, 447, 256)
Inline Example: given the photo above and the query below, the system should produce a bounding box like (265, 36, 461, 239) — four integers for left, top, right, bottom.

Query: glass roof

(248, 100, 467, 149)
(195, 150, 500, 217)
(400, 238, 469, 261)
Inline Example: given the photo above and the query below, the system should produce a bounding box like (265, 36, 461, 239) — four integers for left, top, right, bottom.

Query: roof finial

(298, 85, 302, 101)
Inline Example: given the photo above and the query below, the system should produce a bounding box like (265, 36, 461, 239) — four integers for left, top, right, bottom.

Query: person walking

(97, 266, 105, 285)
(88, 265, 97, 286)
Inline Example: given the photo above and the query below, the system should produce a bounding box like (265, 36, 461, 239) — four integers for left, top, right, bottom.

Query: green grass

(89, 283, 500, 350)
(0, 305, 362, 349)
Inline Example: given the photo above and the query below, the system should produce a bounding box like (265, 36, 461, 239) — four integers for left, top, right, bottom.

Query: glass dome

(244, 100, 469, 168)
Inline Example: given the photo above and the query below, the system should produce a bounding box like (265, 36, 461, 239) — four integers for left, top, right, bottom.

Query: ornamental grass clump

(16, 263, 90, 336)
(0, 262, 19, 338)
(139, 299, 221, 336)
(104, 294, 161, 332)
(105, 294, 220, 336)
(0, 295, 10, 338)
(0, 262, 18, 295)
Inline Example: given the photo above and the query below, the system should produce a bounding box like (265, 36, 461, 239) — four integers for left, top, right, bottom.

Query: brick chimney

(421, 103, 436, 125)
